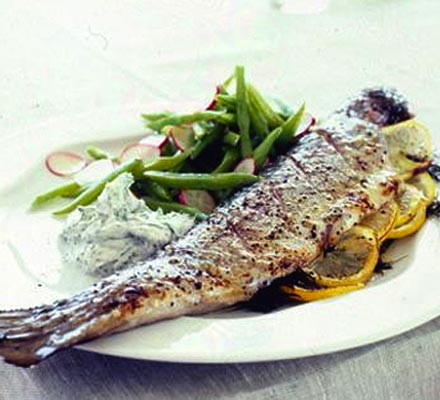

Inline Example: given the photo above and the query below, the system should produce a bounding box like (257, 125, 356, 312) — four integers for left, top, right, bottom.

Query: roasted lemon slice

(306, 226, 379, 287)
(281, 283, 364, 302)
(394, 183, 423, 227)
(408, 172, 437, 206)
(388, 205, 427, 239)
(382, 120, 432, 180)
(360, 201, 398, 242)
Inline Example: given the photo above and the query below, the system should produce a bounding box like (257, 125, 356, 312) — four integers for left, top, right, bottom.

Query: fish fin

(0, 306, 61, 367)
(0, 288, 119, 367)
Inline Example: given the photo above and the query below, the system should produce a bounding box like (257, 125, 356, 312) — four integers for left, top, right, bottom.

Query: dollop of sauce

(59, 173, 194, 276)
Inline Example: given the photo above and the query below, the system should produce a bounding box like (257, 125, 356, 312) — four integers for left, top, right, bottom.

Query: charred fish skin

(341, 87, 413, 127)
(0, 88, 410, 367)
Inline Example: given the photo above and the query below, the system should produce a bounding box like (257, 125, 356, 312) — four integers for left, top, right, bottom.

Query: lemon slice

(382, 120, 432, 179)
(408, 172, 437, 206)
(388, 205, 427, 239)
(306, 226, 379, 287)
(394, 183, 423, 227)
(360, 201, 398, 242)
(281, 283, 364, 302)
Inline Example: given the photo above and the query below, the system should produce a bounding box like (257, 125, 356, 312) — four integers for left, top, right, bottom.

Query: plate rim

(1, 104, 439, 364)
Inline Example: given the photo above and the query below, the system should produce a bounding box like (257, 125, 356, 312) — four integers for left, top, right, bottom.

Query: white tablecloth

(1, 1, 439, 398)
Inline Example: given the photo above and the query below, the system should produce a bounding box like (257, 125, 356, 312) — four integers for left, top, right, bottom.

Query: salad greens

(32, 66, 313, 217)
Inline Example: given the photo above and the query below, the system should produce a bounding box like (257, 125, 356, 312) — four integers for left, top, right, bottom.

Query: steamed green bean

(253, 127, 282, 169)
(53, 158, 143, 215)
(31, 182, 85, 209)
(143, 171, 259, 190)
(223, 131, 240, 147)
(277, 103, 306, 149)
(145, 111, 228, 131)
(235, 66, 252, 158)
(86, 145, 112, 161)
(213, 148, 240, 173)
(247, 84, 284, 128)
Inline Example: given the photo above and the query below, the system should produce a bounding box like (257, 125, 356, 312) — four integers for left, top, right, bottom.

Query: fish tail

(0, 269, 236, 367)
(1, 306, 82, 366)
(0, 283, 133, 367)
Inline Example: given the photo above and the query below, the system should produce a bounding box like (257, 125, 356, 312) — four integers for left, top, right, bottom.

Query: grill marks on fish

(0, 88, 410, 366)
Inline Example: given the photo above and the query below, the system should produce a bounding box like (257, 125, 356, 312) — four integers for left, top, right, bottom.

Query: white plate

(0, 106, 439, 363)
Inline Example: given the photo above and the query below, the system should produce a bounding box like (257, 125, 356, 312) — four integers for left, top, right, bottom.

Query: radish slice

(45, 151, 86, 177)
(234, 158, 256, 174)
(179, 189, 215, 214)
(74, 159, 115, 186)
(170, 126, 195, 152)
(296, 112, 316, 136)
(120, 143, 160, 164)
(139, 133, 169, 150)
(205, 85, 222, 110)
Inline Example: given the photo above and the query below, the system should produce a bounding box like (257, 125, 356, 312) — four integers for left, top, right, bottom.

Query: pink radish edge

(139, 133, 169, 150)
(45, 151, 87, 177)
(178, 189, 216, 214)
(295, 112, 316, 139)
(205, 85, 222, 111)
(234, 157, 256, 174)
(170, 126, 195, 152)
(120, 143, 161, 164)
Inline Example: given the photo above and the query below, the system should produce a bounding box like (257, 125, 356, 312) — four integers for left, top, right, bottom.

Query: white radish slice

(120, 143, 160, 164)
(296, 112, 316, 135)
(170, 126, 195, 152)
(178, 190, 215, 214)
(74, 159, 115, 186)
(45, 151, 86, 177)
(234, 157, 256, 174)
(139, 133, 169, 150)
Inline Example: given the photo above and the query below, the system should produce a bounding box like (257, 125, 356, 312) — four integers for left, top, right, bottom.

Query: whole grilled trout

(0, 88, 411, 366)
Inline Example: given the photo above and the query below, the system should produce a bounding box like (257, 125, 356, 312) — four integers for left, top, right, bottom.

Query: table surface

(1, 1, 439, 399)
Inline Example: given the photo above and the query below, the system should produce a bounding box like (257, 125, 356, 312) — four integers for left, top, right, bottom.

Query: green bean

(61, 185, 90, 199)
(192, 122, 207, 140)
(223, 131, 240, 147)
(53, 158, 143, 215)
(142, 197, 208, 221)
(31, 182, 85, 209)
(235, 66, 252, 158)
(216, 113, 236, 125)
(190, 125, 224, 159)
(247, 91, 269, 138)
(142, 181, 173, 202)
(219, 72, 235, 93)
(277, 103, 306, 149)
(141, 111, 173, 122)
(143, 151, 188, 172)
(215, 94, 236, 111)
(213, 148, 240, 173)
(86, 145, 112, 161)
(145, 111, 227, 131)
(253, 127, 282, 169)
(247, 84, 284, 129)
(143, 171, 259, 190)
